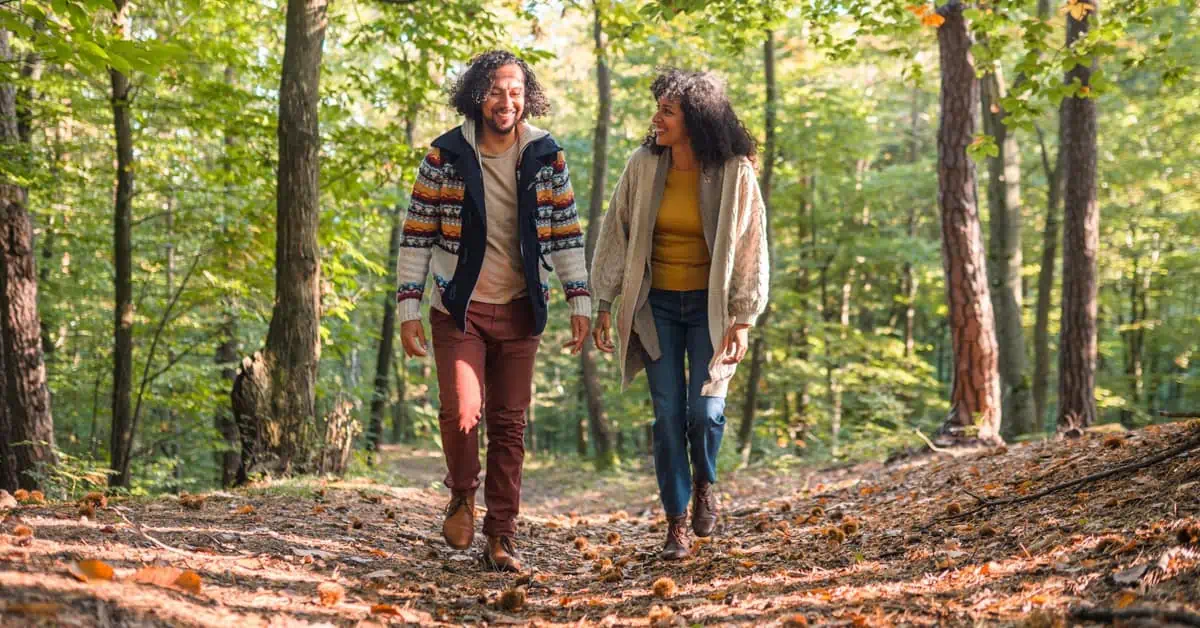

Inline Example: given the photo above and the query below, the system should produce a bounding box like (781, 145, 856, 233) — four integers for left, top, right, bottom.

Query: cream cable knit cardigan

(590, 146, 770, 397)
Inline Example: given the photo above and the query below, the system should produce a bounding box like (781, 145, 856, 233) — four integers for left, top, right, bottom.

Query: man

(395, 50, 591, 572)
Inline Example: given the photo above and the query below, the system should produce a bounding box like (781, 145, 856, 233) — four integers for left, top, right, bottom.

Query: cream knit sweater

(590, 147, 770, 397)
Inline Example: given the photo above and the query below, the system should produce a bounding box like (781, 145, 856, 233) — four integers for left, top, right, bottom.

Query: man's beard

(484, 111, 518, 135)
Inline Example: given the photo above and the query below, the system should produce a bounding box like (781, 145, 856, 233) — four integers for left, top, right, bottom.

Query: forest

(0, 0, 1198, 625)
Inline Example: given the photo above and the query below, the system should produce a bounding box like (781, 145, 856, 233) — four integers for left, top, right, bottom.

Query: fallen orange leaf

(371, 603, 402, 615)
(317, 581, 344, 607)
(234, 505, 255, 515)
(13, 524, 33, 538)
(131, 566, 202, 595)
(70, 559, 115, 583)
(1114, 590, 1137, 609)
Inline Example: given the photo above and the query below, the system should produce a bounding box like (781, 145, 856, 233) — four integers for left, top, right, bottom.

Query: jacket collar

(432, 119, 558, 161)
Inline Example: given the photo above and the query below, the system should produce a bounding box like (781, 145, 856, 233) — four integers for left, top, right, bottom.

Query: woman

(590, 69, 769, 560)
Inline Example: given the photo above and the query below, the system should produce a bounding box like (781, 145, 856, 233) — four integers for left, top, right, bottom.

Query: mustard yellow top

(651, 168, 710, 290)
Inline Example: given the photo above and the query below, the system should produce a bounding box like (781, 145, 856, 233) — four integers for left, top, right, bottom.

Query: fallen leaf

(69, 559, 115, 583)
(131, 566, 202, 595)
(1114, 590, 1137, 609)
(317, 582, 345, 607)
(293, 548, 337, 560)
(12, 524, 33, 538)
(364, 569, 397, 579)
(234, 504, 255, 515)
(371, 603, 402, 615)
(1113, 563, 1150, 585)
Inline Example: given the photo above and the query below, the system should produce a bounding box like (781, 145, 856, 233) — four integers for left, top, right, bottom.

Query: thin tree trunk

(233, 0, 328, 480)
(1121, 242, 1147, 427)
(737, 29, 778, 466)
(369, 116, 416, 458)
(109, 0, 136, 486)
(1032, 118, 1063, 432)
(1057, 0, 1100, 432)
(0, 29, 54, 491)
(904, 88, 921, 358)
(215, 66, 240, 488)
(390, 349, 407, 443)
(935, 2, 1003, 446)
(580, 0, 615, 469)
(981, 61, 1035, 438)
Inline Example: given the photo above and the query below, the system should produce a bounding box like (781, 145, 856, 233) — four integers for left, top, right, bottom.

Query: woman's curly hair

(642, 68, 757, 170)
(449, 50, 551, 123)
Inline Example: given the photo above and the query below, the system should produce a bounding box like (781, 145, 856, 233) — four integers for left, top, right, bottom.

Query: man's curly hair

(449, 50, 550, 123)
(642, 69, 757, 170)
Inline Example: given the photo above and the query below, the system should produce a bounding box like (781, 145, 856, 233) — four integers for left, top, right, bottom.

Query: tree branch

(929, 427, 1200, 526)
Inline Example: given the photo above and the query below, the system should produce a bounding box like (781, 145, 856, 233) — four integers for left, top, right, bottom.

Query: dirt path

(2, 423, 1199, 626)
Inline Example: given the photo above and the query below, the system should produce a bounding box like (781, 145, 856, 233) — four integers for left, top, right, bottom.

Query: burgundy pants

(431, 299, 540, 537)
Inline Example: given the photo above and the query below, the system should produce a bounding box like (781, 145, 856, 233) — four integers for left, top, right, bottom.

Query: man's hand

(564, 315, 590, 355)
(400, 320, 428, 358)
(593, 311, 615, 354)
(720, 324, 751, 364)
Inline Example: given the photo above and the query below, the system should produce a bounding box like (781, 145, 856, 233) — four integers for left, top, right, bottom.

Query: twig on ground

(1158, 411, 1200, 419)
(1070, 605, 1200, 626)
(913, 428, 950, 454)
(108, 506, 246, 560)
(928, 428, 1200, 526)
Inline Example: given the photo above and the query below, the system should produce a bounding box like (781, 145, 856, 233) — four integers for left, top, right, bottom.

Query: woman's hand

(720, 324, 751, 364)
(593, 311, 615, 354)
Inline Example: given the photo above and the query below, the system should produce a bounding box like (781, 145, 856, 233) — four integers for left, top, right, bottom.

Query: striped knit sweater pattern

(396, 142, 591, 323)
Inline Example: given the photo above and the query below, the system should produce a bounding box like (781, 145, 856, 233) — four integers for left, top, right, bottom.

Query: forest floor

(2, 421, 1199, 627)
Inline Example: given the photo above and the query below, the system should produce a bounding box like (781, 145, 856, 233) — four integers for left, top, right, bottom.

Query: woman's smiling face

(651, 97, 687, 148)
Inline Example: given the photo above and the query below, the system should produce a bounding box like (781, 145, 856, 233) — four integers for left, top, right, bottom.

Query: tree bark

(1056, 1, 1100, 432)
(109, 0, 136, 486)
(737, 29, 777, 466)
(0, 29, 55, 491)
(934, 2, 1003, 446)
(1121, 239, 1150, 427)
(580, 0, 615, 469)
(981, 62, 1035, 438)
(368, 116, 416, 457)
(233, 0, 328, 480)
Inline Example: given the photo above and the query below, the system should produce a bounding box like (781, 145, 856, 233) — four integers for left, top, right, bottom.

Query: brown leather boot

(691, 481, 718, 538)
(660, 515, 691, 560)
(484, 535, 523, 572)
(441, 490, 475, 550)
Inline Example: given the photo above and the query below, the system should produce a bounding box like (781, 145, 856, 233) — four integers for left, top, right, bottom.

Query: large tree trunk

(368, 116, 416, 458)
(0, 29, 55, 491)
(580, 0, 615, 469)
(1056, 1, 1100, 433)
(934, 2, 1003, 446)
(737, 29, 777, 466)
(980, 62, 1035, 438)
(109, 0, 136, 486)
(233, 0, 327, 481)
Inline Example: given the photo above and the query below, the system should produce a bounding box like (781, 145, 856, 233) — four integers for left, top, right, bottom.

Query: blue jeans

(644, 288, 727, 517)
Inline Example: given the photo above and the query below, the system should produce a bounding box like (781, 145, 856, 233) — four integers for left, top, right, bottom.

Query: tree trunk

(580, 0, 615, 469)
(0, 29, 55, 491)
(737, 29, 778, 466)
(369, 116, 416, 458)
(935, 2, 1003, 446)
(1056, 1, 1100, 433)
(109, 0, 136, 486)
(215, 66, 241, 488)
(1121, 241, 1149, 427)
(1032, 117, 1063, 433)
(904, 88, 921, 358)
(981, 62, 1035, 438)
(233, 0, 327, 481)
(391, 351, 407, 443)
